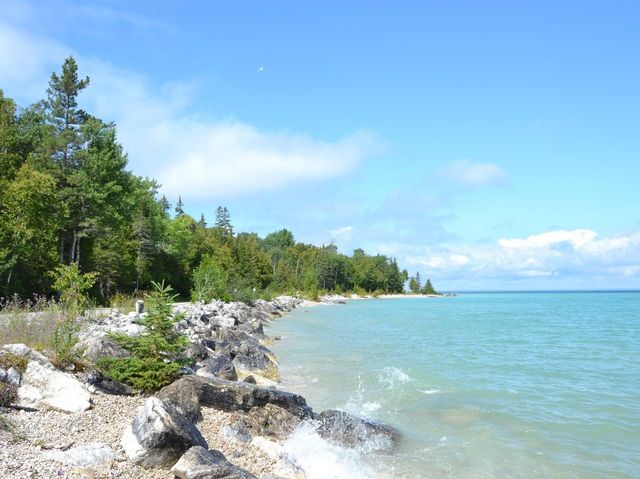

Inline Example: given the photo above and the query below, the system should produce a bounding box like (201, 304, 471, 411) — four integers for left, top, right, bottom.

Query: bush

(50, 264, 97, 315)
(0, 352, 28, 373)
(191, 254, 231, 302)
(98, 281, 187, 392)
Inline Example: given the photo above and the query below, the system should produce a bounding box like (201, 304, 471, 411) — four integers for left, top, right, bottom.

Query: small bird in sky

(258, 66, 264, 72)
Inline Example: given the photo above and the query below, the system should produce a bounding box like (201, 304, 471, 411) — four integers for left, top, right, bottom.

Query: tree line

(0, 57, 437, 304)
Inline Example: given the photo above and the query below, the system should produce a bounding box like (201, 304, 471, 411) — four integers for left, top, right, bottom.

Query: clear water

(267, 292, 640, 479)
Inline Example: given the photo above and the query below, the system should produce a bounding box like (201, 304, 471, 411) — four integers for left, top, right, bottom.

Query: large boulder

(196, 355, 237, 381)
(83, 336, 130, 363)
(171, 446, 256, 479)
(316, 410, 400, 450)
(1, 344, 91, 413)
(156, 376, 313, 422)
(121, 397, 208, 468)
(231, 341, 279, 381)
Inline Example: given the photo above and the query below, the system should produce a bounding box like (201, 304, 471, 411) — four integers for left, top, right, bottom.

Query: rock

(45, 443, 117, 467)
(135, 299, 144, 314)
(245, 404, 302, 440)
(197, 355, 238, 381)
(83, 337, 130, 363)
(0, 367, 6, 382)
(3, 345, 91, 413)
(171, 445, 256, 479)
(183, 341, 211, 362)
(6, 367, 21, 386)
(121, 397, 208, 468)
(243, 376, 257, 384)
(231, 341, 279, 381)
(218, 421, 252, 444)
(85, 371, 134, 396)
(157, 376, 313, 421)
(316, 410, 399, 450)
(250, 437, 304, 478)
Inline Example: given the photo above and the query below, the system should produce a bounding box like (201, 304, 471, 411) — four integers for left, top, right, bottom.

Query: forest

(0, 57, 436, 305)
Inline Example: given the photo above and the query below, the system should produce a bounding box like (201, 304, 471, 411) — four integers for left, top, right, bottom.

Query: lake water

(267, 292, 639, 479)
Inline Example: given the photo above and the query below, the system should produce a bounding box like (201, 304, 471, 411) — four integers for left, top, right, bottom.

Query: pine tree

(160, 195, 171, 214)
(175, 196, 185, 216)
(98, 281, 187, 391)
(198, 213, 207, 228)
(415, 271, 421, 291)
(215, 206, 233, 241)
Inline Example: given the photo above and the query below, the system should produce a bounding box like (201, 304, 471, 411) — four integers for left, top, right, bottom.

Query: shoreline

(0, 295, 398, 479)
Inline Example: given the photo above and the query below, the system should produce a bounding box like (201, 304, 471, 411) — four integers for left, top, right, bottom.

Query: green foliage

(0, 59, 420, 305)
(191, 254, 231, 302)
(50, 263, 97, 314)
(0, 353, 29, 373)
(98, 281, 187, 391)
(0, 297, 63, 352)
(51, 317, 84, 370)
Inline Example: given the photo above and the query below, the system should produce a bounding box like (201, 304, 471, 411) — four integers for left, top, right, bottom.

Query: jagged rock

(0, 367, 7, 382)
(197, 355, 237, 381)
(183, 341, 211, 362)
(45, 443, 117, 467)
(244, 404, 302, 440)
(171, 446, 257, 479)
(231, 341, 279, 381)
(6, 367, 21, 386)
(217, 420, 252, 444)
(85, 370, 134, 396)
(2, 344, 91, 413)
(156, 376, 313, 422)
(83, 336, 130, 363)
(316, 410, 400, 450)
(121, 397, 208, 468)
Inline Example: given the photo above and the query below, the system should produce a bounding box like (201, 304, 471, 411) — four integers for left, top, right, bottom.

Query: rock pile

(1, 295, 399, 478)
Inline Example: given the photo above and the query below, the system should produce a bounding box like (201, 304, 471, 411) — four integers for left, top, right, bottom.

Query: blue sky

(1, 0, 639, 290)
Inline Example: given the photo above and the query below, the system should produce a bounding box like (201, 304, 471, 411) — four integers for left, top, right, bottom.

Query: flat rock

(121, 396, 208, 468)
(197, 355, 237, 381)
(156, 376, 312, 421)
(171, 445, 256, 479)
(45, 442, 117, 467)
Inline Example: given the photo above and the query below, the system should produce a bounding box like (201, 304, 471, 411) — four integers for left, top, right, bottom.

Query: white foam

(282, 421, 376, 479)
(421, 388, 441, 395)
(378, 366, 412, 389)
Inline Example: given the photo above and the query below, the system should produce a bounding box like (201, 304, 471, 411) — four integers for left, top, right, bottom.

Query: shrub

(98, 281, 187, 392)
(0, 352, 28, 373)
(51, 317, 84, 370)
(191, 254, 231, 302)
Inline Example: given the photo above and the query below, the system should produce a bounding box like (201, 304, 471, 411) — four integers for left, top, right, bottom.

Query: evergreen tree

(98, 281, 187, 391)
(215, 206, 233, 241)
(160, 195, 171, 214)
(175, 196, 185, 216)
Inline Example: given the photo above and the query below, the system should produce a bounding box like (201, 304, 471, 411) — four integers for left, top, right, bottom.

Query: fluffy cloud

(440, 159, 508, 188)
(0, 21, 379, 201)
(378, 229, 640, 288)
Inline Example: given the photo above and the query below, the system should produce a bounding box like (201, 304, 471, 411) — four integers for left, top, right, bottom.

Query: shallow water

(267, 292, 640, 479)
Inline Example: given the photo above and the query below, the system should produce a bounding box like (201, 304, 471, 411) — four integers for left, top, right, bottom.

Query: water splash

(378, 366, 412, 389)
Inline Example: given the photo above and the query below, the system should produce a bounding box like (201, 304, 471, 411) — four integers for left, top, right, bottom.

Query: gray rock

(171, 445, 256, 479)
(6, 367, 21, 386)
(231, 341, 279, 381)
(197, 355, 237, 381)
(121, 397, 208, 468)
(83, 335, 131, 363)
(85, 370, 134, 395)
(45, 442, 117, 467)
(245, 404, 302, 440)
(217, 420, 252, 444)
(0, 367, 7, 382)
(156, 376, 313, 422)
(316, 409, 400, 450)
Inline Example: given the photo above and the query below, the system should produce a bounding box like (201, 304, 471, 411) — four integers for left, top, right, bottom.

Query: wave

(421, 388, 441, 395)
(378, 366, 412, 389)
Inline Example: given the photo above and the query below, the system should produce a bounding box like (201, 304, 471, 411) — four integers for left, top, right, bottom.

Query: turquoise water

(267, 292, 640, 479)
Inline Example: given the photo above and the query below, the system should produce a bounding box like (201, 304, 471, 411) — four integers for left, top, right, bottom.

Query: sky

(1, 0, 639, 290)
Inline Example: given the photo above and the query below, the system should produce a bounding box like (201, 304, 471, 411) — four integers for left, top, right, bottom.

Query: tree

(175, 196, 185, 216)
(215, 206, 233, 241)
(422, 278, 437, 295)
(44, 56, 91, 265)
(98, 281, 187, 391)
(198, 213, 207, 228)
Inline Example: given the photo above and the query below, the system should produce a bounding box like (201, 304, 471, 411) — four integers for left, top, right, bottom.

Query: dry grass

(0, 296, 64, 351)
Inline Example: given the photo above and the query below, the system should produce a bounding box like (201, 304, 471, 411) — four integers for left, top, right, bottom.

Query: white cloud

(377, 229, 640, 288)
(440, 159, 508, 187)
(0, 22, 380, 201)
(331, 226, 353, 237)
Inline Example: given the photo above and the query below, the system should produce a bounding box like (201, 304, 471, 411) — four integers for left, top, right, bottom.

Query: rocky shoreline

(0, 296, 398, 479)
